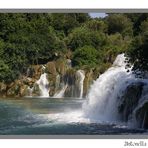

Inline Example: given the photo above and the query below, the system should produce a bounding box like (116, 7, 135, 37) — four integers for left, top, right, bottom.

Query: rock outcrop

(118, 82, 144, 121)
(118, 81, 148, 129)
(0, 58, 94, 98)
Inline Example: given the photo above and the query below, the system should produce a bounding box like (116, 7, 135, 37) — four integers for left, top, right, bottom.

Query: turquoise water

(0, 97, 146, 135)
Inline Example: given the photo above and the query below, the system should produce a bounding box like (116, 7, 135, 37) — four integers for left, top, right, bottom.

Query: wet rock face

(0, 57, 94, 98)
(0, 83, 7, 97)
(135, 102, 148, 129)
(6, 80, 30, 97)
(27, 65, 43, 80)
(63, 69, 76, 85)
(45, 62, 57, 96)
(63, 69, 78, 97)
(118, 82, 144, 121)
(83, 70, 93, 97)
(118, 81, 148, 129)
(31, 83, 40, 96)
(46, 62, 56, 75)
(55, 58, 67, 75)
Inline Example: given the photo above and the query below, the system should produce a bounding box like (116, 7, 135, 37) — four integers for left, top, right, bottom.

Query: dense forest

(0, 13, 148, 84)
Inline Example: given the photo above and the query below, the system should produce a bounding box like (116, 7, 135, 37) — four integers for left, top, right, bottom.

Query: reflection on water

(0, 97, 146, 135)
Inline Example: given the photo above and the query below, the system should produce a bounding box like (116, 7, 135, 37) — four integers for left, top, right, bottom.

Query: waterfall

(26, 69, 85, 98)
(76, 70, 85, 98)
(83, 54, 135, 122)
(27, 86, 33, 96)
(36, 73, 49, 97)
(54, 84, 68, 98)
(55, 74, 60, 91)
(54, 70, 85, 98)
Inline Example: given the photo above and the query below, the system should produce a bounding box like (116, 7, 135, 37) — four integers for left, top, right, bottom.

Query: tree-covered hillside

(0, 13, 147, 83)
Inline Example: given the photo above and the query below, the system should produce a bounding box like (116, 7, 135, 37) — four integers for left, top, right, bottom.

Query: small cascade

(76, 70, 85, 98)
(27, 87, 33, 96)
(36, 73, 49, 97)
(60, 69, 85, 98)
(26, 68, 85, 98)
(54, 84, 68, 98)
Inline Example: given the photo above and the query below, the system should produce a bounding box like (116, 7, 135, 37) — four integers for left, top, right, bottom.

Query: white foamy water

(27, 86, 33, 96)
(46, 111, 90, 123)
(83, 54, 135, 122)
(36, 73, 49, 97)
(76, 70, 85, 98)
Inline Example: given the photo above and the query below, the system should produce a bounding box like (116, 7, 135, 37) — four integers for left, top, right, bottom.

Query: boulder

(55, 58, 67, 75)
(118, 82, 145, 121)
(27, 65, 43, 80)
(7, 83, 20, 97)
(46, 62, 57, 75)
(19, 84, 29, 96)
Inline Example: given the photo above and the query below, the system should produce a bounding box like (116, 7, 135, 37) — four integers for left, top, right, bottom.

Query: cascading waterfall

(27, 86, 33, 96)
(83, 54, 135, 122)
(54, 84, 68, 98)
(76, 70, 85, 98)
(53, 69, 85, 98)
(81, 53, 148, 129)
(27, 69, 85, 98)
(53, 74, 67, 98)
(36, 73, 49, 97)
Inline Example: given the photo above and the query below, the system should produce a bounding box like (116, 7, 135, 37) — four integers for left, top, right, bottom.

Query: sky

(89, 13, 107, 18)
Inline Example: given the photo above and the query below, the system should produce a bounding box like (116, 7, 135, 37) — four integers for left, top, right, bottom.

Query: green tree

(83, 18, 108, 32)
(140, 19, 148, 34)
(72, 46, 98, 67)
(127, 34, 148, 72)
(125, 13, 148, 35)
(106, 14, 133, 37)
(51, 13, 90, 35)
(67, 27, 106, 51)
(0, 13, 67, 82)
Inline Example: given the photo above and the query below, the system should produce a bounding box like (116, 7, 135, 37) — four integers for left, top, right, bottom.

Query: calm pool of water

(0, 97, 146, 135)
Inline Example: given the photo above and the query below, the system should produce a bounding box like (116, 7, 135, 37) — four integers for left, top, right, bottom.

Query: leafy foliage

(67, 27, 106, 51)
(0, 13, 147, 83)
(127, 17, 148, 73)
(106, 14, 133, 37)
(72, 46, 98, 67)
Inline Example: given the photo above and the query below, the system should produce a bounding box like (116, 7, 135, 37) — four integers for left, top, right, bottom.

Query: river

(0, 97, 146, 135)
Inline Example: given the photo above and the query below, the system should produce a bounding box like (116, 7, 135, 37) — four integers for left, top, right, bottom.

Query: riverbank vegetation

(0, 13, 148, 84)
